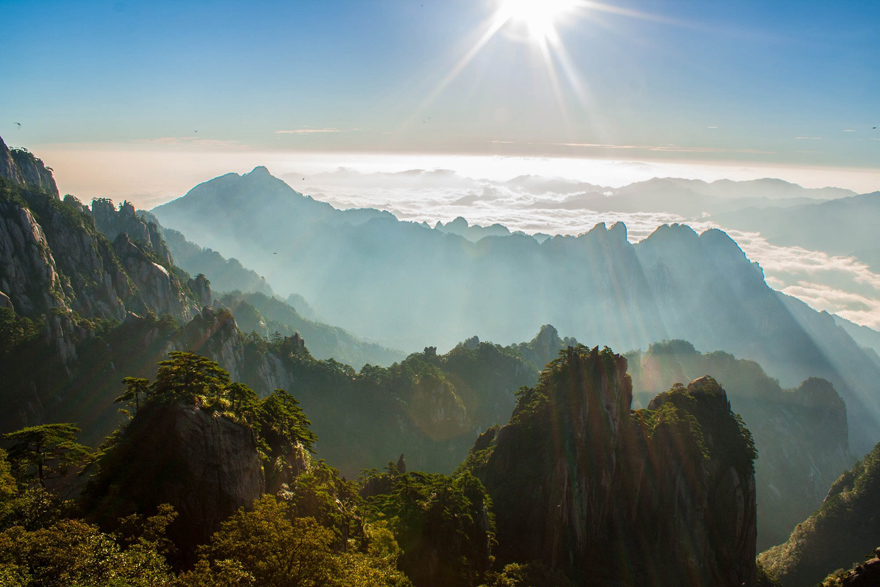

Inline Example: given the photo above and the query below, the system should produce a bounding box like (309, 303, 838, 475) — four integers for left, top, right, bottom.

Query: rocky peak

(247, 165, 272, 177)
(91, 197, 173, 266)
(531, 324, 562, 358)
(608, 220, 628, 241)
(0, 137, 58, 197)
(86, 401, 265, 562)
(469, 346, 757, 586)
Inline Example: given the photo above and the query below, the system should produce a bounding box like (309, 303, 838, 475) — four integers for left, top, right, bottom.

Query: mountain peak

(246, 165, 272, 177)
(0, 135, 59, 197)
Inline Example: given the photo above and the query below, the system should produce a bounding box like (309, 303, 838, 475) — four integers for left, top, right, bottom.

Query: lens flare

(496, 0, 580, 42)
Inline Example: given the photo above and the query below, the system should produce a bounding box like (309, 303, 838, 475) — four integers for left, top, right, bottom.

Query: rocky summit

(467, 347, 757, 587)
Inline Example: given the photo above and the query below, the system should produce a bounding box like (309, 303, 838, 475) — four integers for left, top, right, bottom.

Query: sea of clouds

(286, 168, 880, 330)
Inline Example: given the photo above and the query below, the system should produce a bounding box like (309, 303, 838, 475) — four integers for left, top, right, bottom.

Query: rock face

(0, 137, 58, 197)
(88, 402, 264, 560)
(467, 347, 758, 587)
(0, 196, 67, 315)
(92, 198, 174, 266)
(0, 175, 205, 323)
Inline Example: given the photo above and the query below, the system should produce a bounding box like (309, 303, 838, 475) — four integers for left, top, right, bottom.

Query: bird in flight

(14, 122, 21, 128)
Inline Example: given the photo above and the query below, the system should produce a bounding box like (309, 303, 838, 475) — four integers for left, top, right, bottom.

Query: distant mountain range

(290, 167, 856, 221)
(526, 177, 853, 217)
(152, 166, 880, 454)
(712, 191, 880, 263)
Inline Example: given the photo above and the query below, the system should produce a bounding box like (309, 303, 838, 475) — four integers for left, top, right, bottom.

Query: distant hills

(527, 177, 852, 217)
(712, 191, 880, 263)
(152, 166, 880, 454)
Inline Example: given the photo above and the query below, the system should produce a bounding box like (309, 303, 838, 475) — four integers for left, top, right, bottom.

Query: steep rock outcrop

(0, 138, 58, 197)
(0, 176, 204, 323)
(173, 306, 246, 381)
(87, 402, 264, 560)
(113, 233, 193, 320)
(467, 347, 757, 587)
(0, 195, 68, 315)
(92, 198, 174, 266)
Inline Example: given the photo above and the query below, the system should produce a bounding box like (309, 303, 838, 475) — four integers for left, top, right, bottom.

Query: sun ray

(404, 14, 511, 131)
(404, 0, 683, 145)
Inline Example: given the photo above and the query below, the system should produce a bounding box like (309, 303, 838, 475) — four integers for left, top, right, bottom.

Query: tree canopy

(3, 424, 89, 488)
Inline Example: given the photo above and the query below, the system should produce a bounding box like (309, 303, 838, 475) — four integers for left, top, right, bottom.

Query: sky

(2, 0, 879, 203)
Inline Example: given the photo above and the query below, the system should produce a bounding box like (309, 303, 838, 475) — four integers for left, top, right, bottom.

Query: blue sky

(1, 0, 878, 194)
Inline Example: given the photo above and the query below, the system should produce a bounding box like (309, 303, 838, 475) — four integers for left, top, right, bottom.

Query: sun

(495, 0, 581, 42)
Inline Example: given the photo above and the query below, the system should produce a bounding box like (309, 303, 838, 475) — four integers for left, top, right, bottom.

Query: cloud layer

(287, 168, 880, 330)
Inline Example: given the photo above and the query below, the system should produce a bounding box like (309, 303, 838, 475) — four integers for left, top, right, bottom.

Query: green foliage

(0, 450, 68, 534)
(334, 520, 411, 587)
(116, 376, 151, 414)
(152, 351, 232, 405)
(758, 444, 880, 586)
(479, 562, 574, 587)
(256, 388, 318, 455)
(196, 495, 339, 587)
(173, 559, 255, 587)
(633, 402, 710, 463)
(367, 470, 495, 587)
(177, 494, 410, 587)
(0, 518, 174, 586)
(283, 460, 362, 547)
(647, 380, 757, 475)
(0, 449, 16, 503)
(116, 503, 179, 559)
(227, 382, 259, 419)
(0, 309, 41, 356)
(4, 423, 90, 488)
(755, 560, 782, 587)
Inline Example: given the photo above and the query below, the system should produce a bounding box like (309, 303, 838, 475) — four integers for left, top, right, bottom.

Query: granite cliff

(466, 347, 757, 587)
(0, 137, 58, 197)
(86, 401, 266, 560)
(0, 177, 205, 323)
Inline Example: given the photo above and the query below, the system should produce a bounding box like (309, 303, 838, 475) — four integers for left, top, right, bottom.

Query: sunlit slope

(759, 444, 880, 587)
